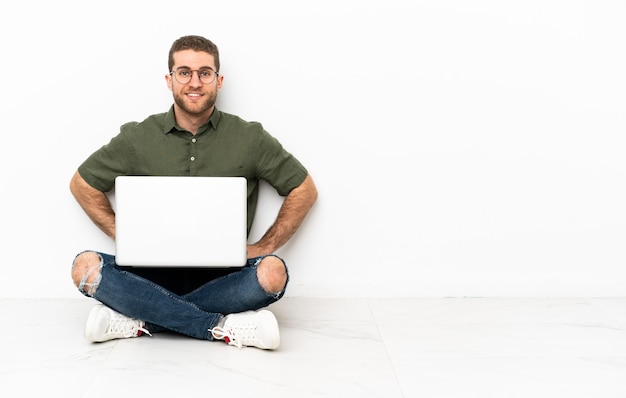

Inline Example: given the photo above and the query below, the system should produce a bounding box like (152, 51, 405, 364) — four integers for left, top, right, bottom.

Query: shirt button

(190, 156, 196, 161)
(191, 138, 197, 143)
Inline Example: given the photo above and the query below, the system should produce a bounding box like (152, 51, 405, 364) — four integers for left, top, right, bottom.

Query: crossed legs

(71, 251, 288, 344)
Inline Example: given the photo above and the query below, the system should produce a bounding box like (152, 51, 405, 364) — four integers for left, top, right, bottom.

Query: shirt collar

(163, 106, 222, 135)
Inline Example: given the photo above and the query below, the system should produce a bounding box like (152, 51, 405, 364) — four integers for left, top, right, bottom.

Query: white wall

(1, 0, 624, 298)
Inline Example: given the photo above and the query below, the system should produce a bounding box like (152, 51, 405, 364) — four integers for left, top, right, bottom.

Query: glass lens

(197, 69, 216, 83)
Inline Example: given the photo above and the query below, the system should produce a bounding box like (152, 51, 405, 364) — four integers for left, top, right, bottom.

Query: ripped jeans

(72, 251, 288, 340)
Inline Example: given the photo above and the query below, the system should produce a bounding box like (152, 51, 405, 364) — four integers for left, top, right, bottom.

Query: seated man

(69, 35, 317, 350)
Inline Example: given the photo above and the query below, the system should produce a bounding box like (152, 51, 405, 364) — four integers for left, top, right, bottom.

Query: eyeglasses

(170, 67, 219, 84)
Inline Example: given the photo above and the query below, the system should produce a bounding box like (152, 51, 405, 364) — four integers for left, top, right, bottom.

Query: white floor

(1, 297, 624, 397)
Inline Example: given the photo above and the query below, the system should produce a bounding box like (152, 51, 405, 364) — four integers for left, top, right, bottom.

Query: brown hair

(168, 35, 220, 72)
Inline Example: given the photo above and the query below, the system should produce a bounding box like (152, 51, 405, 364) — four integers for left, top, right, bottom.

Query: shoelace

(210, 324, 257, 349)
(107, 312, 152, 338)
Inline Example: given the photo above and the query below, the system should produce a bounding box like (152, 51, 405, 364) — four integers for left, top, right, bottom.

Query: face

(166, 49, 223, 118)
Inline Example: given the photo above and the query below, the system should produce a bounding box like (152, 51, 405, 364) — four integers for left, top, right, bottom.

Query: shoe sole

(257, 310, 280, 349)
(84, 304, 106, 342)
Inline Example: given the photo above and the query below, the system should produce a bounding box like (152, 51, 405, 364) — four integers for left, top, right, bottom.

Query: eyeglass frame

(169, 67, 220, 85)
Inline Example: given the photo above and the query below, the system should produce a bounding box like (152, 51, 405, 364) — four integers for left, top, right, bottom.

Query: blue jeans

(73, 251, 289, 340)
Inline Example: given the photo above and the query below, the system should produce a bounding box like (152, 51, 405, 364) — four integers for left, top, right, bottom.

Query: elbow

(304, 174, 318, 206)
(310, 181, 318, 205)
(69, 171, 80, 197)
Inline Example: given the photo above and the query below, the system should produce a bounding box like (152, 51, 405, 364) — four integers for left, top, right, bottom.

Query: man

(69, 35, 317, 350)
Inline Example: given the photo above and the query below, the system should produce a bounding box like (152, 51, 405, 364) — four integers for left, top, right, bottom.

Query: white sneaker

(84, 304, 151, 343)
(209, 310, 280, 350)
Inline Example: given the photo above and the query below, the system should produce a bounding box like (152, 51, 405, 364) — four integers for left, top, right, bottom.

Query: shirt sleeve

(77, 123, 137, 192)
(254, 128, 309, 196)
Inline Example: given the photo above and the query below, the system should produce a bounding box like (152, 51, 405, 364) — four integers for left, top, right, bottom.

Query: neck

(174, 105, 214, 135)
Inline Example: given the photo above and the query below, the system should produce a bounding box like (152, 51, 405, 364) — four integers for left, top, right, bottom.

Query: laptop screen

(114, 176, 247, 267)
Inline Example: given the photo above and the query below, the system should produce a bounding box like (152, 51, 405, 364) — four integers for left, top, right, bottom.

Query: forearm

(248, 174, 318, 257)
(69, 171, 116, 240)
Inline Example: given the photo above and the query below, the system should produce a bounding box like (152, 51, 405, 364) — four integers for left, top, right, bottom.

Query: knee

(256, 255, 288, 294)
(71, 251, 103, 295)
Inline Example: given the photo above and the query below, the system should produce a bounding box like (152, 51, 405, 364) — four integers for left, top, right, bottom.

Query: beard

(173, 90, 218, 116)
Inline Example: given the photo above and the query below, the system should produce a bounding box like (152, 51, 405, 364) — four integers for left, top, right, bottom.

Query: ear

(216, 74, 224, 91)
(165, 73, 173, 91)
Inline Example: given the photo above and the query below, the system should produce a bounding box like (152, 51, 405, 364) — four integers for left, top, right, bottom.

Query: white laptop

(114, 176, 248, 267)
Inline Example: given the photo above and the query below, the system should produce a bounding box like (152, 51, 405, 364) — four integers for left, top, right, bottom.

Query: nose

(188, 70, 203, 86)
